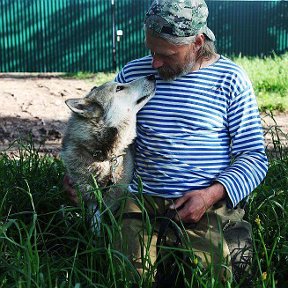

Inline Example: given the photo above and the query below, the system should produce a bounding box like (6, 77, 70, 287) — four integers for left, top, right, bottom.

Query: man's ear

(65, 98, 103, 119)
(193, 34, 205, 51)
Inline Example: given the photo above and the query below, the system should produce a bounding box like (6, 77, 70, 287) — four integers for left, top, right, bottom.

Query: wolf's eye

(116, 85, 124, 92)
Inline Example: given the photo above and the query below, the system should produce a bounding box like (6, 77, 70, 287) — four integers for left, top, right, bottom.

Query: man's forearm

(171, 182, 227, 223)
(203, 182, 227, 208)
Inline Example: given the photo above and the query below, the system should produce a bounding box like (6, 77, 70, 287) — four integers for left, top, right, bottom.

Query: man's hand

(63, 175, 79, 205)
(170, 182, 226, 223)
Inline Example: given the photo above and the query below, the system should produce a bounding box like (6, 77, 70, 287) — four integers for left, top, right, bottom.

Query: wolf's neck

(88, 126, 134, 162)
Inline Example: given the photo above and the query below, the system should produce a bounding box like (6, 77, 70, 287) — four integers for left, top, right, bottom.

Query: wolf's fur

(61, 76, 155, 222)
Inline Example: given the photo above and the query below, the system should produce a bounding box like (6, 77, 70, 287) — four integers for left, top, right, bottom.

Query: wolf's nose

(147, 74, 155, 81)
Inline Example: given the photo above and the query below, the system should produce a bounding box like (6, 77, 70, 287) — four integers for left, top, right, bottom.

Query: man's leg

(163, 201, 252, 283)
(165, 202, 232, 281)
(115, 194, 167, 278)
(115, 195, 252, 284)
(212, 201, 253, 284)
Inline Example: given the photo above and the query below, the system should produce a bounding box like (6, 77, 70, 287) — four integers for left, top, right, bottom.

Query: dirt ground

(0, 73, 287, 156)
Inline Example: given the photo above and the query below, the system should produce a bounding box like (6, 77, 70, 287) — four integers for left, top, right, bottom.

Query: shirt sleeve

(216, 74, 268, 207)
(115, 69, 126, 83)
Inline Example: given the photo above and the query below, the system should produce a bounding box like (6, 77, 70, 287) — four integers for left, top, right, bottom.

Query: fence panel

(114, 0, 150, 70)
(0, 0, 287, 72)
(208, 0, 288, 56)
(0, 0, 113, 72)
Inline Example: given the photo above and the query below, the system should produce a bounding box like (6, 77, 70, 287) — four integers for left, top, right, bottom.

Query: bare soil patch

(0, 74, 96, 155)
(1, 74, 287, 155)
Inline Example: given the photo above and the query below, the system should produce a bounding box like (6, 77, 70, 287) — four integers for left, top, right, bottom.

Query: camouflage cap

(145, 0, 215, 41)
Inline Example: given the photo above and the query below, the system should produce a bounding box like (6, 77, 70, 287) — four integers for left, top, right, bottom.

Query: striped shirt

(116, 55, 268, 207)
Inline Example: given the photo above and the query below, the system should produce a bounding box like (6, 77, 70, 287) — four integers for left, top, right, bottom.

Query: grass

(1, 54, 288, 287)
(1, 126, 288, 287)
(233, 52, 288, 112)
(62, 71, 115, 87)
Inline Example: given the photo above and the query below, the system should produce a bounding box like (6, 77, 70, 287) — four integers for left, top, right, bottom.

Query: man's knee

(224, 220, 253, 283)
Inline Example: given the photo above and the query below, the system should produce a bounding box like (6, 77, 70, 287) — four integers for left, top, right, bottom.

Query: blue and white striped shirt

(116, 55, 268, 207)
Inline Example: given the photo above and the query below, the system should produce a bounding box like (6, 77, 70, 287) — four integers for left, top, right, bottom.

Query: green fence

(0, 0, 287, 72)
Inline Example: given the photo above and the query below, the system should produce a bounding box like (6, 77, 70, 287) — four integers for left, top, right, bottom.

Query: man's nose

(152, 55, 164, 69)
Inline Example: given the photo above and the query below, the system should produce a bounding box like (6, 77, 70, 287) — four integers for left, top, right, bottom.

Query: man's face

(146, 32, 196, 80)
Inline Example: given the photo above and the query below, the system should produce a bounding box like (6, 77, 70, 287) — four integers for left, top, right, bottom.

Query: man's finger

(169, 194, 188, 210)
(63, 175, 79, 204)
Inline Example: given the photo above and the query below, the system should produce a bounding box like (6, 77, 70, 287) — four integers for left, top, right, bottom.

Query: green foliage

(246, 160, 288, 287)
(1, 54, 288, 287)
(234, 53, 288, 112)
(1, 132, 288, 287)
(62, 72, 116, 86)
(0, 140, 65, 218)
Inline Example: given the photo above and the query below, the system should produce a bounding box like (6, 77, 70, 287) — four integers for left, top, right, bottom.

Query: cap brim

(201, 26, 215, 41)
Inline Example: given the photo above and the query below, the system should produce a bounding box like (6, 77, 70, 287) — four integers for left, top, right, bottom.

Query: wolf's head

(65, 75, 155, 128)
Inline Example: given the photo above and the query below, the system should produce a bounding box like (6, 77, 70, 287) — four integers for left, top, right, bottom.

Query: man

(65, 0, 268, 285)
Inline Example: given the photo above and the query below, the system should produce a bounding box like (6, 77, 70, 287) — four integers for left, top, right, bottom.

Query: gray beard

(157, 59, 196, 81)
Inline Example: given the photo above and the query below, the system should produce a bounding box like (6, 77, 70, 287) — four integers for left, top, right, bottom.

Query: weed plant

(0, 124, 288, 287)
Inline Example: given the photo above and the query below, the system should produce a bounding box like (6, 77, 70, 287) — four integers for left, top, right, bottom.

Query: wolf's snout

(146, 74, 155, 81)
(134, 75, 155, 107)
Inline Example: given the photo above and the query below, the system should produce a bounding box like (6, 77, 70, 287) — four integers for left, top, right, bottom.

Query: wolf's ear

(65, 98, 103, 119)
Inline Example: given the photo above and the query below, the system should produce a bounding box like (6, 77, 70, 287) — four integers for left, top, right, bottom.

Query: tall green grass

(1, 54, 288, 286)
(234, 53, 288, 112)
(1, 127, 288, 287)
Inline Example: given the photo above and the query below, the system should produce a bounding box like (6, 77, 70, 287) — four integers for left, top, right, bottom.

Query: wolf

(61, 75, 155, 229)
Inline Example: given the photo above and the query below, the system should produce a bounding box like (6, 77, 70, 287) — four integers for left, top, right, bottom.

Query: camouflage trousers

(115, 194, 252, 284)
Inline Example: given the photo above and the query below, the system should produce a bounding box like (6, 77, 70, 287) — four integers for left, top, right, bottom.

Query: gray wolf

(61, 75, 155, 229)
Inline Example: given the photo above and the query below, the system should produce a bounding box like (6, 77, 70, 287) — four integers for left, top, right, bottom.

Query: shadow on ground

(0, 116, 65, 155)
(1, 114, 288, 159)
